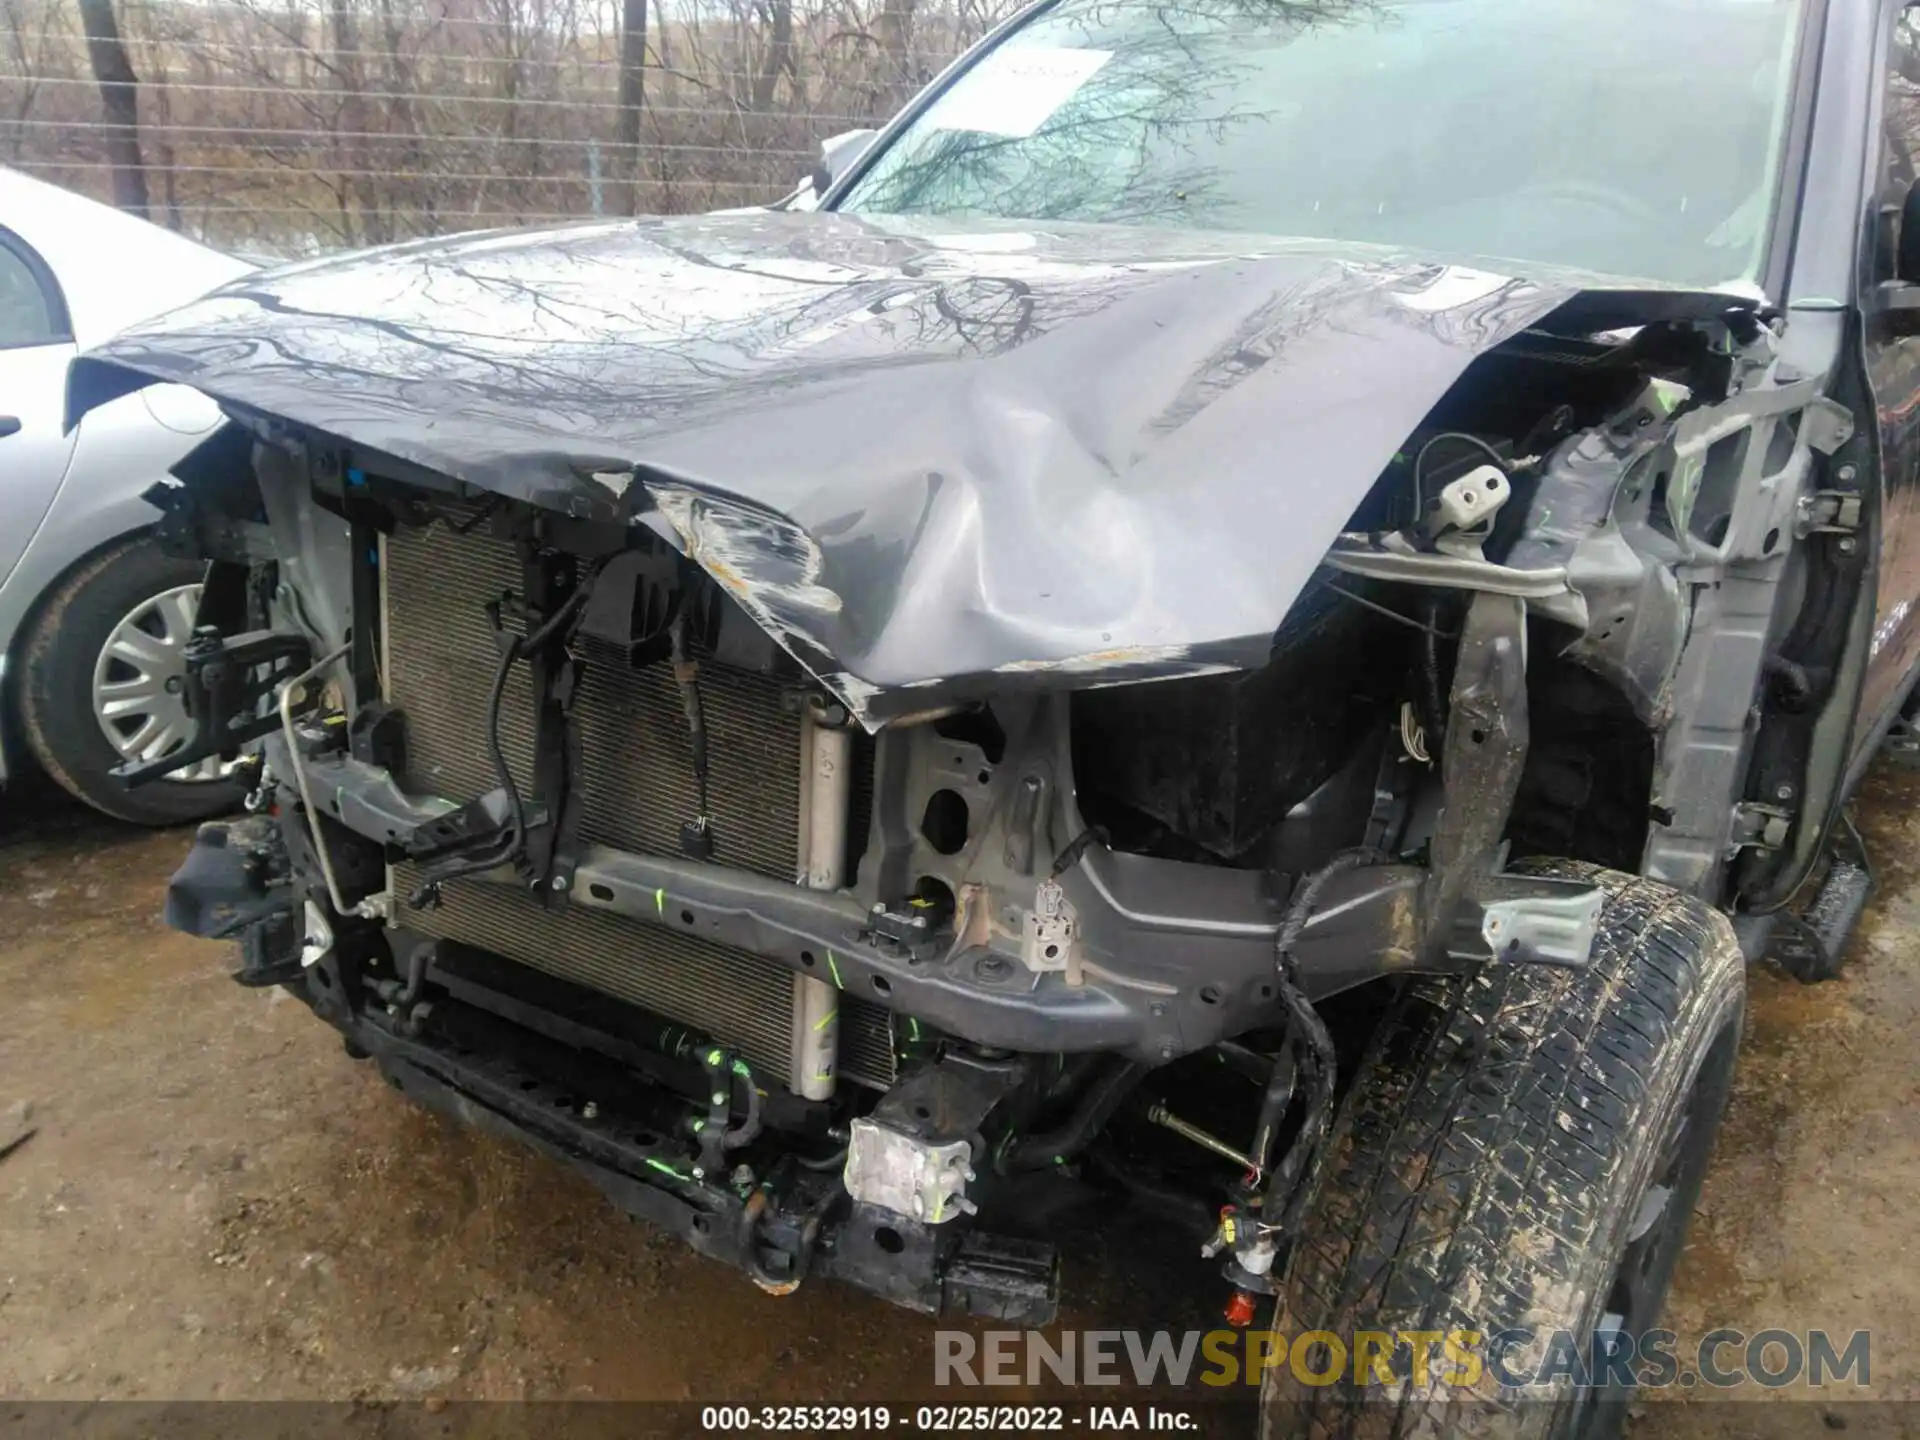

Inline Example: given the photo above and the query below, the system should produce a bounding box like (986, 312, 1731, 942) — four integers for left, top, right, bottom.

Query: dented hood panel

(69, 210, 1700, 721)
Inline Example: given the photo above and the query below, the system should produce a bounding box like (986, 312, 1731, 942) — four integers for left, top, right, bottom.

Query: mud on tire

(1263, 862, 1745, 1440)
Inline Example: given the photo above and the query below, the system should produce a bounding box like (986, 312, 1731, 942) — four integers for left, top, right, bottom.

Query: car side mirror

(1875, 179, 1920, 327)
(1899, 178, 1920, 286)
(809, 128, 879, 197)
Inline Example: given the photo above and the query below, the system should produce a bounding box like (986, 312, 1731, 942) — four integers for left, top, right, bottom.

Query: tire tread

(1265, 864, 1744, 1439)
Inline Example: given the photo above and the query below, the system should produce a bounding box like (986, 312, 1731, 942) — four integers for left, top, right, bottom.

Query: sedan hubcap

(91, 583, 223, 782)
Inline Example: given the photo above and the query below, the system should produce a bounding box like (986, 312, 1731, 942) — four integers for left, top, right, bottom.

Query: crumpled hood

(68, 209, 1729, 723)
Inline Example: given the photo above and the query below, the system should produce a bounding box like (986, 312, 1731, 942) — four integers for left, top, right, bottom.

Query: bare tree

(1, 0, 67, 160)
(873, 0, 916, 93)
(615, 0, 648, 215)
(9, 0, 1034, 249)
(76, 0, 148, 216)
(751, 0, 795, 110)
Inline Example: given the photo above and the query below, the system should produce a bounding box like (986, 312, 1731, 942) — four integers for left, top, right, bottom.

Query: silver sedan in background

(1, 167, 251, 823)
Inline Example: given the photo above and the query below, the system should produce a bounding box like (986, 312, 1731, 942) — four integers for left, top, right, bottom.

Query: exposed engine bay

(72, 216, 1870, 1322)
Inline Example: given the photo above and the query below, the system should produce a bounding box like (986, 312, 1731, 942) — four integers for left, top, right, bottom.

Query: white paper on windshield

(922, 46, 1112, 139)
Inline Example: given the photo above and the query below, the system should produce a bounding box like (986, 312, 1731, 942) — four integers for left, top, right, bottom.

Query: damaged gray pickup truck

(63, 0, 1920, 1430)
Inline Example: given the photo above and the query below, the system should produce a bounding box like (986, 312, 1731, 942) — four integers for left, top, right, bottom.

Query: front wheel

(1263, 862, 1745, 1440)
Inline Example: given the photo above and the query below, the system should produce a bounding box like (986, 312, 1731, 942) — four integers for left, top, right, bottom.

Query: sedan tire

(17, 535, 245, 826)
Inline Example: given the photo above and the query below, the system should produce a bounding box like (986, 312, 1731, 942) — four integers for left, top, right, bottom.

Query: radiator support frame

(282, 742, 1489, 1064)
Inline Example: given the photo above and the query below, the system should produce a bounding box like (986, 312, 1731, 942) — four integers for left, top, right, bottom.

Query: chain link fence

(0, 0, 1013, 255)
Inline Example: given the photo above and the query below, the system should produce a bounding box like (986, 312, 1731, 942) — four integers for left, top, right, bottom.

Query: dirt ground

(4, 764, 1920, 1435)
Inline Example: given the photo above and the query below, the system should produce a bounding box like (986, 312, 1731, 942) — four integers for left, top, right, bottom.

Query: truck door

(1861, 3, 1920, 732)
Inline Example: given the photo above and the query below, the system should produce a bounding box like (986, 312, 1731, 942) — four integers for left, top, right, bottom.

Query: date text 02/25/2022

(698, 1405, 1200, 1430)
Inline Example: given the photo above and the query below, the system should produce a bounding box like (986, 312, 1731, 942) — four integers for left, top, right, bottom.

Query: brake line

(276, 641, 383, 920)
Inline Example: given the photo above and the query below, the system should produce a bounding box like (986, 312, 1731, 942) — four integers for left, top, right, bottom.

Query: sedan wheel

(18, 536, 245, 825)
(91, 582, 229, 782)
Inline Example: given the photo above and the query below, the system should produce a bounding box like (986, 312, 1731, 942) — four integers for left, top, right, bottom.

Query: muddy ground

(3, 765, 1919, 1435)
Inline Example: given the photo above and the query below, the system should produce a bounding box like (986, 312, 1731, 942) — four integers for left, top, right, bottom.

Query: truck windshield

(836, 0, 1807, 289)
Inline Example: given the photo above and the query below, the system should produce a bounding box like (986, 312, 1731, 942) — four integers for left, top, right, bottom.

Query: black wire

(1005, 1059, 1147, 1171)
(403, 578, 597, 908)
(482, 637, 525, 858)
(521, 581, 590, 651)
(484, 579, 593, 870)
(1259, 848, 1393, 1236)
(723, 1058, 765, 1150)
(1317, 578, 1459, 639)
(1247, 1041, 1298, 1187)
(450, 496, 503, 534)
(1049, 824, 1109, 878)
(404, 637, 528, 908)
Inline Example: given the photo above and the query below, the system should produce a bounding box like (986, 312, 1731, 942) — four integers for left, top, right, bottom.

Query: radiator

(383, 517, 895, 1091)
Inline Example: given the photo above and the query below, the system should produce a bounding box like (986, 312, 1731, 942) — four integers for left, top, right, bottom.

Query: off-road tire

(17, 537, 244, 826)
(1262, 862, 1745, 1440)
